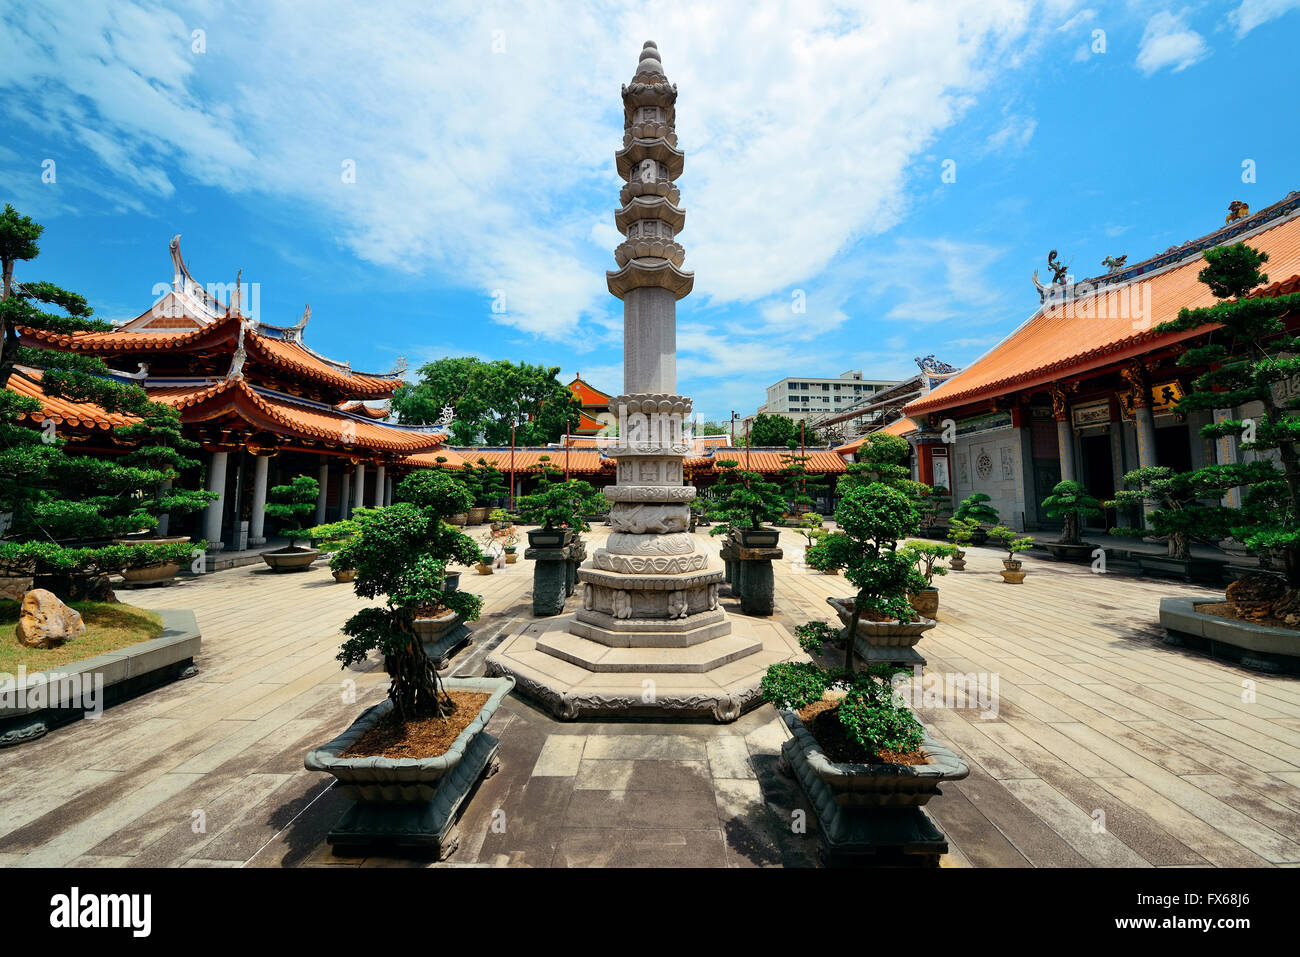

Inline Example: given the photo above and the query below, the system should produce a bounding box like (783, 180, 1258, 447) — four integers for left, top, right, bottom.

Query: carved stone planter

(736, 527, 780, 548)
(1044, 542, 1095, 562)
(908, 587, 939, 619)
(467, 507, 490, 525)
(412, 613, 471, 670)
(827, 596, 936, 646)
(504, 549, 518, 565)
(332, 568, 356, 583)
(1000, 559, 1026, 584)
(304, 675, 513, 857)
(260, 547, 320, 572)
(949, 550, 967, 571)
(1160, 597, 1300, 675)
(527, 528, 573, 549)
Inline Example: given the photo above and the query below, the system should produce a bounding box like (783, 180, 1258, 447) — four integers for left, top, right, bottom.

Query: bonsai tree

(804, 483, 928, 672)
(334, 471, 483, 723)
(914, 484, 952, 531)
(708, 459, 786, 537)
(1106, 466, 1234, 560)
(0, 205, 209, 596)
(954, 492, 1001, 527)
(1129, 241, 1300, 584)
(777, 441, 827, 516)
(470, 458, 508, 508)
(899, 541, 959, 588)
(988, 525, 1035, 564)
(947, 516, 979, 548)
(1041, 479, 1103, 546)
(794, 510, 826, 549)
(838, 432, 918, 496)
(515, 457, 603, 535)
(264, 475, 320, 549)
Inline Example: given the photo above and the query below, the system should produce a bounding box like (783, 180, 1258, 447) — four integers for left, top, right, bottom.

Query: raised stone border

(0, 608, 201, 748)
(1160, 597, 1300, 675)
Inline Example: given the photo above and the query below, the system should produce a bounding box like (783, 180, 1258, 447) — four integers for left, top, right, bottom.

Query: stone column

(1213, 407, 1242, 508)
(385, 475, 394, 506)
(1056, 419, 1076, 483)
(156, 479, 173, 537)
(340, 470, 352, 520)
(353, 462, 366, 512)
(373, 464, 386, 507)
(204, 451, 228, 551)
(316, 458, 329, 524)
(1134, 404, 1158, 521)
(249, 454, 270, 545)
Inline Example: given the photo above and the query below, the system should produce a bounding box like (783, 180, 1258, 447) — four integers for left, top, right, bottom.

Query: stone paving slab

(0, 526, 1295, 868)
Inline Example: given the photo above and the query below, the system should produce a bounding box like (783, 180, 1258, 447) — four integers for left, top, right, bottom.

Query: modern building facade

(742, 370, 900, 437)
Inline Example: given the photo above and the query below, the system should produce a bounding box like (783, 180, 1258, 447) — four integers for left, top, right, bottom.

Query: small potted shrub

(465, 459, 507, 525)
(899, 541, 958, 618)
(988, 525, 1035, 583)
(261, 475, 321, 571)
(806, 483, 935, 653)
(946, 517, 978, 570)
(953, 493, 1000, 546)
(304, 483, 507, 856)
(475, 529, 498, 575)
(1040, 480, 1103, 562)
(503, 529, 519, 565)
(516, 459, 601, 548)
(489, 507, 510, 532)
(308, 517, 362, 582)
(914, 484, 951, 538)
(708, 459, 785, 548)
(795, 513, 834, 574)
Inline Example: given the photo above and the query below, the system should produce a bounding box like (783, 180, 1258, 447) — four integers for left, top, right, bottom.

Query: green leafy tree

(515, 455, 603, 532)
(1040, 479, 1103, 546)
(838, 432, 916, 495)
(748, 412, 818, 447)
(1127, 242, 1300, 583)
(776, 441, 827, 514)
(698, 420, 728, 436)
(468, 457, 508, 507)
(335, 470, 483, 723)
(264, 475, 319, 548)
(707, 459, 786, 535)
(391, 357, 581, 445)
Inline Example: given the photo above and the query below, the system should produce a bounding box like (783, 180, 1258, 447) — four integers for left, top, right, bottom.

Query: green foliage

(391, 356, 581, 445)
(698, 420, 728, 436)
(747, 413, 818, 447)
(1129, 240, 1300, 583)
(988, 525, 1034, 562)
(264, 475, 319, 547)
(806, 483, 927, 673)
(837, 681, 925, 755)
(946, 516, 980, 546)
(1040, 479, 1103, 546)
(794, 619, 839, 655)
(777, 444, 827, 514)
(899, 541, 959, 586)
(333, 495, 483, 723)
(954, 492, 1001, 526)
(759, 660, 832, 709)
(708, 460, 786, 534)
(396, 468, 474, 519)
(515, 458, 603, 532)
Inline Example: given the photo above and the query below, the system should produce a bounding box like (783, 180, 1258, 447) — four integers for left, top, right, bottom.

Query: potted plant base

(305, 675, 514, 858)
(1000, 559, 1026, 584)
(1044, 541, 1095, 562)
(908, 587, 939, 619)
(504, 548, 518, 565)
(332, 567, 357, 583)
(467, 506, 490, 525)
(475, 555, 495, 575)
(736, 527, 781, 548)
(412, 615, 473, 670)
(260, 547, 321, 572)
(949, 551, 966, 571)
(526, 528, 572, 549)
(121, 561, 181, 586)
(777, 707, 968, 866)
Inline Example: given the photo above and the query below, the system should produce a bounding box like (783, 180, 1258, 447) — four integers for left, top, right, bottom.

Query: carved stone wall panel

(604, 531, 694, 555)
(603, 485, 696, 503)
(609, 502, 689, 534)
(593, 551, 708, 574)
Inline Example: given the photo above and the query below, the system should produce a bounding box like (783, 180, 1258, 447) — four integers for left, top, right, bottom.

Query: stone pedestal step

(535, 630, 761, 673)
(570, 608, 731, 647)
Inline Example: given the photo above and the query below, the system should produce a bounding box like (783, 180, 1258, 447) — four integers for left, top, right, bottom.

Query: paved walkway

(2, 528, 1297, 867)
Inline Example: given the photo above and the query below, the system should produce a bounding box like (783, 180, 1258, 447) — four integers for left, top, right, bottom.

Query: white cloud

(1230, 0, 1300, 36)
(1, 0, 1044, 344)
(1135, 10, 1210, 75)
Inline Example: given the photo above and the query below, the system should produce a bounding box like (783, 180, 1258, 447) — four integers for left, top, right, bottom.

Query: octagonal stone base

(486, 613, 805, 722)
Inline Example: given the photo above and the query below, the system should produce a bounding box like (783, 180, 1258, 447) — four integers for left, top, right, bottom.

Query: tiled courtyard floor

(2, 527, 1298, 867)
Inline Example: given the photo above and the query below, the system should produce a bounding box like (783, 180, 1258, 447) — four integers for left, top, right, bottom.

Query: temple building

(17, 236, 456, 551)
(566, 375, 615, 435)
(899, 191, 1300, 532)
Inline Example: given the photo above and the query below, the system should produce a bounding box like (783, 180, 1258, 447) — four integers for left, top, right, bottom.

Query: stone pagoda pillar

(486, 42, 800, 722)
(573, 41, 726, 646)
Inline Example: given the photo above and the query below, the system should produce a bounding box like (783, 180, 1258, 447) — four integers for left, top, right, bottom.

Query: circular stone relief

(975, 450, 993, 481)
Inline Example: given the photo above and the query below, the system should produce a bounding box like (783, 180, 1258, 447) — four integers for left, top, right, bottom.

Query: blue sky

(2, 0, 1298, 423)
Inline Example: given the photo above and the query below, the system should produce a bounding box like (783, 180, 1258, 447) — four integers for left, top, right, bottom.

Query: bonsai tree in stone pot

(394, 469, 478, 638)
(708, 459, 786, 547)
(466, 458, 507, 525)
(502, 528, 519, 564)
(899, 541, 959, 618)
(988, 525, 1035, 583)
(806, 483, 934, 659)
(953, 493, 1000, 547)
(777, 441, 827, 522)
(516, 458, 601, 549)
(308, 516, 363, 582)
(304, 495, 508, 856)
(915, 485, 952, 538)
(1040, 480, 1103, 562)
(261, 475, 321, 571)
(1106, 466, 1234, 582)
(946, 517, 979, 570)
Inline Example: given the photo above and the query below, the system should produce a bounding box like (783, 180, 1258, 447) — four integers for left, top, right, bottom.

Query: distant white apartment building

(741, 370, 901, 437)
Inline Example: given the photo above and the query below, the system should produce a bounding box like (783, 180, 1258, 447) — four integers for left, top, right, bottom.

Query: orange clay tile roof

(398, 446, 846, 475)
(568, 376, 613, 406)
(706, 449, 846, 473)
(450, 448, 614, 474)
(400, 448, 467, 469)
(575, 410, 606, 432)
(906, 207, 1300, 416)
(337, 401, 391, 419)
(6, 367, 140, 433)
(148, 377, 445, 454)
(18, 313, 402, 399)
(834, 418, 916, 455)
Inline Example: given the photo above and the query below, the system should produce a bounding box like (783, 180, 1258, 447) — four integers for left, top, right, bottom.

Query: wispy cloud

(1230, 0, 1300, 37)
(1135, 10, 1209, 75)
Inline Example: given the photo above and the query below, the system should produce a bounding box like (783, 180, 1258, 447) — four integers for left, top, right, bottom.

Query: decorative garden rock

(0, 576, 34, 602)
(16, 589, 85, 649)
(304, 675, 514, 857)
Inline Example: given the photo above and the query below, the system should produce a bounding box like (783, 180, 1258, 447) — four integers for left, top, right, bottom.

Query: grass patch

(0, 600, 164, 675)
